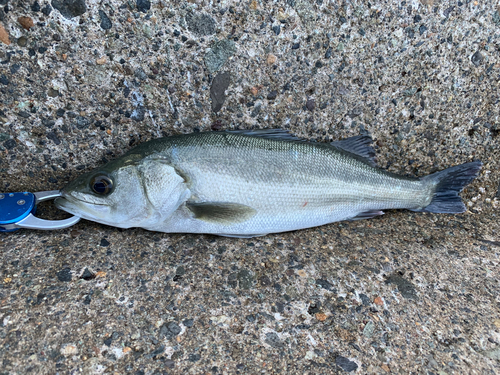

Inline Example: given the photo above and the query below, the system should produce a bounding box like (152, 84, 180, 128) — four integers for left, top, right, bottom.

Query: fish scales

(55, 131, 482, 237)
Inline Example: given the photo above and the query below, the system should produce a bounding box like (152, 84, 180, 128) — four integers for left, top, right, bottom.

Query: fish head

(55, 156, 190, 229)
(55, 162, 150, 228)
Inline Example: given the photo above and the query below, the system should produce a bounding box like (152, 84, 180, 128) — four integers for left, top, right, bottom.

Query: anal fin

(214, 233, 268, 238)
(349, 210, 384, 221)
(187, 202, 257, 225)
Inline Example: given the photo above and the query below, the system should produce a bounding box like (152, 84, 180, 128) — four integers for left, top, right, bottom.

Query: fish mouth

(54, 193, 107, 217)
(54, 197, 82, 216)
(58, 191, 108, 206)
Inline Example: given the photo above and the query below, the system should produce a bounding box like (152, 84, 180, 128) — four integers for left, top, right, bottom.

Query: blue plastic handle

(0, 192, 36, 230)
(0, 190, 80, 232)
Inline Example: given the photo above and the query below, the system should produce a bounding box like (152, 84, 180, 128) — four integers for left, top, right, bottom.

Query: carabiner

(0, 190, 80, 232)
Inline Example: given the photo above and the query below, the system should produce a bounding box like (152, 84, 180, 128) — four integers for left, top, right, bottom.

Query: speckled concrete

(0, 0, 499, 374)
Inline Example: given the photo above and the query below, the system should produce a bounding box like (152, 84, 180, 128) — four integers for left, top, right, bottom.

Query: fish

(55, 129, 482, 238)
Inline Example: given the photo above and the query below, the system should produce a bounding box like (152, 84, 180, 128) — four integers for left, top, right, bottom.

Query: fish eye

(90, 174, 114, 195)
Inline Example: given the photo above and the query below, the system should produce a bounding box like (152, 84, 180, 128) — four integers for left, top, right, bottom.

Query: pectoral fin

(186, 202, 257, 225)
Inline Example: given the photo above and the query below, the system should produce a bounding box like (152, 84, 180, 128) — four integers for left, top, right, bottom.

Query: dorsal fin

(330, 135, 377, 167)
(225, 129, 304, 142)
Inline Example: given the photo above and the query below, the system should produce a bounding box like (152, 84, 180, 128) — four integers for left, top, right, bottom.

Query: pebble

(335, 356, 358, 372)
(46, 132, 60, 145)
(272, 25, 280, 35)
(471, 51, 483, 67)
(306, 99, 315, 111)
(315, 313, 327, 321)
(0, 74, 9, 85)
(185, 12, 216, 36)
(17, 36, 28, 47)
(56, 267, 72, 282)
(0, 23, 10, 45)
(363, 321, 375, 337)
(266, 54, 277, 65)
(291, 42, 300, 50)
(134, 67, 147, 81)
(41, 4, 52, 16)
(210, 71, 230, 112)
(31, 1, 40, 12)
(359, 293, 370, 305)
(136, 0, 150, 13)
(98, 10, 112, 30)
(385, 274, 417, 300)
(3, 138, 16, 150)
(182, 318, 194, 327)
(9, 64, 20, 74)
(80, 268, 94, 280)
(96, 56, 107, 65)
(48, 88, 59, 97)
(231, 269, 254, 289)
(204, 39, 236, 73)
(51, 0, 87, 19)
(75, 116, 90, 129)
(159, 321, 181, 339)
(18, 16, 34, 30)
(267, 90, 277, 100)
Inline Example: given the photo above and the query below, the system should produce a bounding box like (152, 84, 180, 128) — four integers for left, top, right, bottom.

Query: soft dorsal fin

(330, 135, 377, 167)
(225, 129, 304, 142)
(186, 202, 257, 225)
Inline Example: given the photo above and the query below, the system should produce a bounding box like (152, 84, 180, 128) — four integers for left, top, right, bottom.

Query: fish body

(55, 130, 482, 237)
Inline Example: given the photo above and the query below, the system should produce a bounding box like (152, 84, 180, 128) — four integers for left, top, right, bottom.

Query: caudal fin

(413, 161, 482, 214)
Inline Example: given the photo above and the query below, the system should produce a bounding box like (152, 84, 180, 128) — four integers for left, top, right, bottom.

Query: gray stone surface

(0, 0, 499, 374)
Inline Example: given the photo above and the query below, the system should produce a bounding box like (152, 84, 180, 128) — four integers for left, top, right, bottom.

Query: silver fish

(55, 130, 482, 237)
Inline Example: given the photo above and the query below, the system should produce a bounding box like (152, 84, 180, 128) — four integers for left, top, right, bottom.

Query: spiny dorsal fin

(330, 135, 377, 167)
(225, 129, 304, 142)
(186, 202, 257, 225)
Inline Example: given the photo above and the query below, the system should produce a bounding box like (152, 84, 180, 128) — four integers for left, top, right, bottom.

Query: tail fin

(413, 161, 482, 214)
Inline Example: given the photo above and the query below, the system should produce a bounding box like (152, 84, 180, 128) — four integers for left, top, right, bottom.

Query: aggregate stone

(0, 1, 499, 374)
(335, 356, 358, 372)
(98, 10, 112, 30)
(185, 12, 216, 37)
(210, 71, 230, 112)
(56, 267, 72, 282)
(385, 274, 418, 300)
(51, 0, 87, 19)
(204, 39, 236, 73)
(136, 0, 150, 13)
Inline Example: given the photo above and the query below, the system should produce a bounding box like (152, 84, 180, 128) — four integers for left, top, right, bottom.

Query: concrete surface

(0, 0, 499, 373)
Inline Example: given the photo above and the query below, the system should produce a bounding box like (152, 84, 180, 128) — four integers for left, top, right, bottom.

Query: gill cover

(137, 159, 191, 221)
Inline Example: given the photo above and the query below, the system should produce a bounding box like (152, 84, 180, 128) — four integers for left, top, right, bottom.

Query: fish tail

(413, 161, 482, 214)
